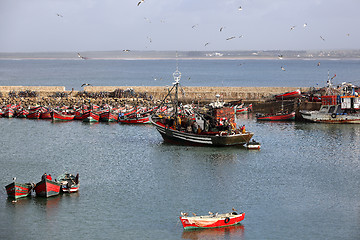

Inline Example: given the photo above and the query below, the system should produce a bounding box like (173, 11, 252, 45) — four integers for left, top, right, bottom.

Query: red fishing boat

(26, 111, 41, 119)
(58, 173, 79, 193)
(118, 115, 151, 124)
(5, 179, 33, 199)
(275, 89, 301, 100)
(51, 110, 75, 121)
(33, 178, 61, 198)
(4, 108, 15, 118)
(256, 111, 295, 121)
(99, 110, 118, 122)
(40, 108, 52, 119)
(180, 211, 245, 230)
(16, 109, 29, 118)
(82, 111, 100, 122)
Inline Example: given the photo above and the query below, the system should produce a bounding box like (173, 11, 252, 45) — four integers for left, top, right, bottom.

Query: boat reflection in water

(181, 224, 244, 240)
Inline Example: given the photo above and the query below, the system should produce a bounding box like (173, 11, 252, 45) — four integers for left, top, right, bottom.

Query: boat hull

(301, 111, 360, 123)
(275, 89, 301, 100)
(34, 179, 61, 198)
(180, 212, 245, 230)
(5, 182, 33, 199)
(151, 118, 253, 147)
(119, 116, 150, 124)
(82, 111, 100, 122)
(256, 112, 295, 121)
(51, 111, 75, 121)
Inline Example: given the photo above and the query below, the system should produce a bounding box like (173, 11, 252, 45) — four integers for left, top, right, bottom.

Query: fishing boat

(4, 107, 15, 118)
(33, 178, 61, 198)
(256, 111, 295, 121)
(27, 110, 41, 119)
(118, 115, 151, 124)
(179, 211, 245, 230)
(51, 110, 75, 121)
(82, 110, 100, 122)
(300, 81, 360, 123)
(58, 173, 79, 193)
(275, 89, 301, 100)
(150, 68, 254, 147)
(5, 179, 33, 199)
(99, 110, 118, 122)
(16, 108, 29, 118)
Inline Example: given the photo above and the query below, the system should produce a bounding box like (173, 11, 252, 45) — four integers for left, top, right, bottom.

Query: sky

(0, 0, 359, 52)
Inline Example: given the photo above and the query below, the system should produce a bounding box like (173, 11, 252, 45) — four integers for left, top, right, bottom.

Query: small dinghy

(246, 139, 261, 150)
(58, 173, 79, 193)
(179, 210, 245, 230)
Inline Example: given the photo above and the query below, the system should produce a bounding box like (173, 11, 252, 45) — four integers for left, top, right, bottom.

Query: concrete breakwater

(0, 86, 320, 115)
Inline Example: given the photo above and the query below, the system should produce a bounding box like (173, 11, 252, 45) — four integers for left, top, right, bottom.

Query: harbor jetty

(0, 86, 320, 115)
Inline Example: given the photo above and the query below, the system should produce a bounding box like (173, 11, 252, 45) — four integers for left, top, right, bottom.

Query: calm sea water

(0, 115, 359, 240)
(1, 59, 360, 90)
(1, 60, 360, 239)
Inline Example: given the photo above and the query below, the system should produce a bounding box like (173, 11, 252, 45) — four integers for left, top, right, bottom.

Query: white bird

(181, 212, 188, 216)
(77, 53, 87, 60)
(232, 207, 237, 212)
(81, 83, 93, 87)
(192, 24, 198, 29)
(209, 211, 213, 215)
(13, 177, 16, 181)
(56, 13, 63, 18)
(123, 49, 130, 52)
(290, 26, 296, 31)
(239, 35, 244, 38)
(226, 36, 236, 40)
(320, 36, 325, 41)
(238, 6, 243, 11)
(281, 66, 286, 71)
(278, 54, 283, 59)
(303, 23, 308, 28)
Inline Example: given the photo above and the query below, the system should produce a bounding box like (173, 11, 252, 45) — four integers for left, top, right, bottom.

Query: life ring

(224, 217, 230, 224)
(331, 113, 337, 118)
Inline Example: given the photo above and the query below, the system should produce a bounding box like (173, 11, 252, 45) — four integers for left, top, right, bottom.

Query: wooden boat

(256, 111, 295, 121)
(33, 179, 61, 198)
(40, 110, 52, 119)
(246, 139, 261, 150)
(51, 110, 75, 121)
(82, 111, 100, 122)
(180, 211, 245, 230)
(151, 68, 254, 147)
(5, 180, 33, 199)
(4, 108, 15, 118)
(119, 115, 151, 124)
(57, 173, 79, 193)
(275, 89, 301, 100)
(27, 110, 41, 119)
(99, 110, 118, 122)
(16, 109, 29, 118)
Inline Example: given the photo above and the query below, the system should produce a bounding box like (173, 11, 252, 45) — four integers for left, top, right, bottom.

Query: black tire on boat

(224, 217, 230, 224)
(331, 113, 337, 118)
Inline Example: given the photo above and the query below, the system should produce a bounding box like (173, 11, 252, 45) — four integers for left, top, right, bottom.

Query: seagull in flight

(192, 24, 198, 29)
(278, 54, 283, 59)
(147, 36, 152, 43)
(238, 6, 243, 11)
(220, 27, 225, 32)
(123, 49, 130, 52)
(56, 13, 63, 18)
(77, 53, 87, 60)
(303, 23, 308, 28)
(81, 83, 93, 87)
(226, 36, 236, 40)
(290, 26, 296, 31)
(204, 42, 210, 46)
(192, 212, 197, 216)
(281, 66, 286, 71)
(137, 0, 144, 6)
(320, 36, 325, 41)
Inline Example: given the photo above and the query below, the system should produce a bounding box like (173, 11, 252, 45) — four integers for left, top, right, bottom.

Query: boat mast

(173, 67, 181, 117)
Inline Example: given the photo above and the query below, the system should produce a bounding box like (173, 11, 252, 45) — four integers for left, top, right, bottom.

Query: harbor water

(0, 115, 359, 240)
(0, 59, 360, 239)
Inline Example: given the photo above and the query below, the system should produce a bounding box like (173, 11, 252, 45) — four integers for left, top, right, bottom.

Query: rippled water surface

(1, 115, 359, 240)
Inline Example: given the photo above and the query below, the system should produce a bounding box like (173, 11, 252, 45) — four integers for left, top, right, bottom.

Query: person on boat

(41, 173, 47, 181)
(240, 125, 246, 134)
(46, 174, 52, 181)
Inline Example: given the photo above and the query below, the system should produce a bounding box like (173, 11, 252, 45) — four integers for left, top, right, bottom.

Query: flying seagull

(278, 54, 283, 59)
(238, 6, 243, 11)
(281, 66, 286, 71)
(181, 212, 188, 216)
(137, 0, 144, 6)
(192, 24, 198, 29)
(209, 211, 213, 215)
(13, 177, 16, 181)
(220, 27, 225, 32)
(56, 13, 63, 18)
(192, 212, 197, 216)
(123, 49, 130, 52)
(204, 42, 210, 46)
(226, 36, 236, 40)
(303, 23, 308, 28)
(320, 36, 325, 41)
(77, 53, 87, 60)
(81, 83, 93, 87)
(290, 26, 296, 31)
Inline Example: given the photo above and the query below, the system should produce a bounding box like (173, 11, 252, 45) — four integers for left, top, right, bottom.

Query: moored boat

(99, 110, 118, 122)
(51, 110, 75, 121)
(256, 111, 295, 121)
(58, 173, 79, 193)
(275, 89, 301, 100)
(82, 110, 100, 122)
(5, 180, 33, 199)
(119, 115, 151, 124)
(33, 178, 61, 198)
(179, 211, 245, 230)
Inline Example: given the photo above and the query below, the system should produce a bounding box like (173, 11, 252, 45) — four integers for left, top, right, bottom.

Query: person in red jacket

(46, 174, 52, 181)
